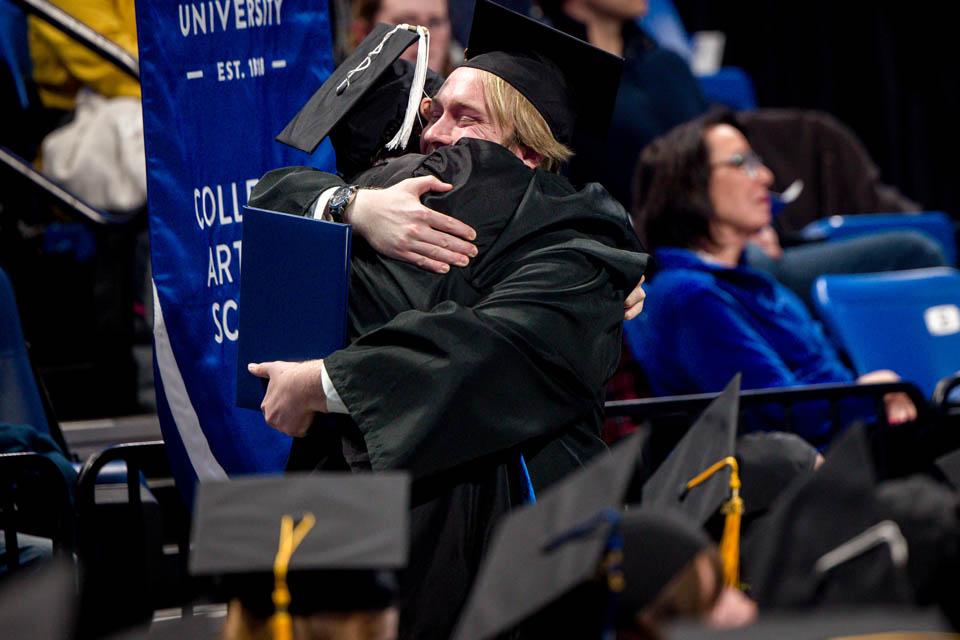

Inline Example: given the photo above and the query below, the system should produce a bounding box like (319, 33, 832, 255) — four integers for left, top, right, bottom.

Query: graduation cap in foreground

(746, 423, 914, 609)
(450, 432, 642, 640)
(106, 613, 224, 640)
(0, 558, 76, 640)
(641, 375, 743, 587)
(668, 606, 954, 640)
(190, 473, 409, 638)
(461, 0, 623, 149)
(277, 22, 442, 170)
(874, 475, 960, 626)
(452, 423, 723, 639)
(733, 431, 819, 515)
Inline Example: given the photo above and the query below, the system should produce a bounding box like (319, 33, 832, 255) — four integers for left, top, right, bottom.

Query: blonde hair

(478, 72, 573, 172)
(222, 600, 398, 640)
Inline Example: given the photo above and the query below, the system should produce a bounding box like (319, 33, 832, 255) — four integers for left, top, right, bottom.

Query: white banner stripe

(152, 282, 228, 480)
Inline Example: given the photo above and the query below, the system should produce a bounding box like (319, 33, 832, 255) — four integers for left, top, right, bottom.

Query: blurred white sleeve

(320, 361, 347, 414)
(312, 187, 340, 220)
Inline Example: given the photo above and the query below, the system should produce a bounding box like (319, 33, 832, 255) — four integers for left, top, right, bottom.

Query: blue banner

(136, 0, 336, 499)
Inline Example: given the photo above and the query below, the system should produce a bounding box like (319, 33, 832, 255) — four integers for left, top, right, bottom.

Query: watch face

(331, 186, 356, 211)
(331, 189, 349, 208)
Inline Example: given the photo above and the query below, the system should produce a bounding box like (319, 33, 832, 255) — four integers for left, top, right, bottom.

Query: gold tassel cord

(270, 513, 317, 640)
(684, 456, 743, 589)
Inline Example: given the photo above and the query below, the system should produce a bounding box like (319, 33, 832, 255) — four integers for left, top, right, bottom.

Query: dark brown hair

(631, 108, 745, 250)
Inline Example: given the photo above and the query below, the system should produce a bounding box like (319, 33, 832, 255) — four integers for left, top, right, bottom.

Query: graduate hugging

(242, 2, 754, 638)
(236, 2, 960, 638)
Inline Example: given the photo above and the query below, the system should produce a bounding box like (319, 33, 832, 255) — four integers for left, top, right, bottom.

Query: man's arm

(250, 242, 633, 477)
(249, 167, 477, 271)
(247, 359, 351, 438)
(248, 166, 345, 217)
(247, 360, 327, 437)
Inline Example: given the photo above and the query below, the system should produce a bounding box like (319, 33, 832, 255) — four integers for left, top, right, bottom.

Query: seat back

(697, 66, 757, 110)
(813, 267, 960, 399)
(802, 212, 957, 267)
(0, 451, 75, 571)
(75, 441, 192, 637)
(0, 0, 32, 110)
(0, 266, 51, 437)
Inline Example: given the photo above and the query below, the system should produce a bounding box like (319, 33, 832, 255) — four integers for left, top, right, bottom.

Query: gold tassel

(685, 456, 743, 589)
(270, 513, 316, 640)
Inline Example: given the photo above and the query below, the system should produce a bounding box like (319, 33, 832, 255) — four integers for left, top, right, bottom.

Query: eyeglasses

(711, 150, 766, 179)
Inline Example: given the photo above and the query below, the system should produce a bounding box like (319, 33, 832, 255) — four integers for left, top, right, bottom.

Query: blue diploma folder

(235, 206, 352, 409)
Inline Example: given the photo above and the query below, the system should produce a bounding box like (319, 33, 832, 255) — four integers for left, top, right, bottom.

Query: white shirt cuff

(320, 361, 348, 414)
(312, 187, 341, 220)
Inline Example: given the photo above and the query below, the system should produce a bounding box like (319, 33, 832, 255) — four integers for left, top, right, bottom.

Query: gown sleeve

(323, 241, 628, 479)
(247, 167, 346, 217)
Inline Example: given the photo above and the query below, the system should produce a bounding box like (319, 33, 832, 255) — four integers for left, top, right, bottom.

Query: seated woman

(624, 109, 917, 448)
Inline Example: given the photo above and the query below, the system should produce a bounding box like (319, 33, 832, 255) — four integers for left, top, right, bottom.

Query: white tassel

(385, 25, 430, 151)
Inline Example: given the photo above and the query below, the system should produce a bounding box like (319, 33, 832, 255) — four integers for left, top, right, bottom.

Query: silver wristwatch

(326, 184, 358, 222)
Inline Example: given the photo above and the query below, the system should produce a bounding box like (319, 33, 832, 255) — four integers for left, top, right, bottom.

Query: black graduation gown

(249, 138, 648, 639)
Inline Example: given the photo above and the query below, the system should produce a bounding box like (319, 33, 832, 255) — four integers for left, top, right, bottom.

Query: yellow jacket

(28, 0, 140, 110)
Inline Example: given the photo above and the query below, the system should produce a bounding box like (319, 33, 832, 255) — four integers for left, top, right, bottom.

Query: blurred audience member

(535, 0, 945, 312)
(16, 0, 146, 418)
(28, 0, 139, 112)
(739, 109, 925, 234)
(537, 0, 706, 206)
(29, 0, 145, 213)
(351, 0, 455, 73)
(627, 110, 918, 445)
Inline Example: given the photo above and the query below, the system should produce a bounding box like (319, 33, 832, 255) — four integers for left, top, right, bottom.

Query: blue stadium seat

(696, 66, 757, 111)
(0, 266, 53, 439)
(0, 0, 32, 109)
(813, 267, 960, 399)
(2, 266, 129, 482)
(802, 212, 957, 267)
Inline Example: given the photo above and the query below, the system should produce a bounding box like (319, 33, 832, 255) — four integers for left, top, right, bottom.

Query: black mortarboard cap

(190, 473, 409, 616)
(0, 558, 76, 640)
(746, 424, 914, 608)
(936, 448, 960, 490)
(668, 607, 952, 640)
(277, 23, 439, 164)
(640, 375, 741, 525)
(640, 375, 744, 588)
(450, 432, 644, 640)
(875, 475, 960, 624)
(616, 510, 713, 624)
(461, 0, 623, 148)
(106, 614, 223, 640)
(734, 431, 819, 516)
(328, 60, 443, 179)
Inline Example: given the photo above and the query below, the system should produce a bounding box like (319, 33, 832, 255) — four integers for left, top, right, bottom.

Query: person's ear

(420, 97, 432, 119)
(516, 144, 543, 169)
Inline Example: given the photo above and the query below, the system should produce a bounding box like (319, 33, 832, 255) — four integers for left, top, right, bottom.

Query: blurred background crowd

(2, 0, 958, 424)
(3, 0, 960, 638)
